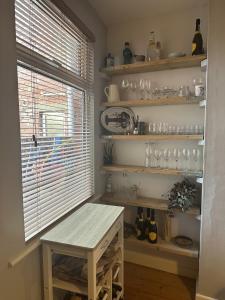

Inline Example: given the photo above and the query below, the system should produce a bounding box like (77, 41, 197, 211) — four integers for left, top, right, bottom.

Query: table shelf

(101, 55, 206, 76)
(102, 164, 202, 177)
(53, 278, 88, 295)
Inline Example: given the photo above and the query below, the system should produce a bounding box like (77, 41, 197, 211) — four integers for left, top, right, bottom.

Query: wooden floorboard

(124, 262, 196, 300)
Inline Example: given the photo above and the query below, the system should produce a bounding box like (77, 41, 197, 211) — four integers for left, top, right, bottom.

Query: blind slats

(15, 0, 91, 78)
(16, 0, 94, 241)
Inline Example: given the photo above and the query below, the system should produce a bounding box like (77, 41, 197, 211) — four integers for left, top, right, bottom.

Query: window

(15, 0, 94, 241)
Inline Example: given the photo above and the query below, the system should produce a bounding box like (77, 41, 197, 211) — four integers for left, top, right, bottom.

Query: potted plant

(167, 179, 199, 212)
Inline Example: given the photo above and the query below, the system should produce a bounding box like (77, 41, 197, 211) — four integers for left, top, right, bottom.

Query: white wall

(107, 5, 208, 64)
(197, 0, 225, 299)
(0, 1, 106, 299)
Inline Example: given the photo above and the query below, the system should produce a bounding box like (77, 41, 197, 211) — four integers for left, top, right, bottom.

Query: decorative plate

(168, 52, 186, 58)
(173, 235, 193, 248)
(100, 107, 135, 134)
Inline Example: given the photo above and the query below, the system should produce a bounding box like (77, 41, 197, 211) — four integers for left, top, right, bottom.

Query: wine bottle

(148, 209, 158, 244)
(192, 18, 204, 55)
(145, 208, 151, 238)
(135, 207, 145, 240)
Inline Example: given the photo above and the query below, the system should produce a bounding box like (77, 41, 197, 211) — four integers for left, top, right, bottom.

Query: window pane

(18, 66, 94, 240)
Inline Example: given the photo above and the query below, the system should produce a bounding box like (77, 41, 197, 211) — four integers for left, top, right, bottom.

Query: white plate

(168, 52, 186, 58)
(100, 107, 135, 134)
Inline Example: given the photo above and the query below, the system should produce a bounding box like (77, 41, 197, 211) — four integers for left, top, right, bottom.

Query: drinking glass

(145, 143, 150, 167)
(162, 122, 169, 134)
(139, 79, 145, 99)
(121, 79, 129, 90)
(154, 149, 162, 168)
(163, 148, 169, 169)
(151, 122, 157, 134)
(173, 148, 178, 169)
(177, 149, 182, 170)
(196, 149, 202, 172)
(182, 148, 188, 170)
(192, 149, 198, 171)
(146, 80, 152, 99)
(149, 144, 155, 167)
(167, 149, 173, 169)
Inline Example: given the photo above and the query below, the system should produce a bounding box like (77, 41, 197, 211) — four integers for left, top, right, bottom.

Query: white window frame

(15, 0, 95, 241)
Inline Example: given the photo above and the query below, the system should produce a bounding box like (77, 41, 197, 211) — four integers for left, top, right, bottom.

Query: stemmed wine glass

(139, 79, 145, 100)
(154, 149, 162, 168)
(121, 79, 129, 90)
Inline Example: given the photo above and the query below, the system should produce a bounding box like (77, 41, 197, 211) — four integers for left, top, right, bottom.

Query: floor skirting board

(196, 294, 217, 300)
(124, 249, 198, 279)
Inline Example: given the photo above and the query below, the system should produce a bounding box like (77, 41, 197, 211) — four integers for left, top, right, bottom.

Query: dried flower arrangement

(103, 141, 114, 165)
(167, 179, 198, 212)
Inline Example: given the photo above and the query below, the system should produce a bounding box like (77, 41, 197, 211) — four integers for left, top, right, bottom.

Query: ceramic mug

(104, 84, 120, 103)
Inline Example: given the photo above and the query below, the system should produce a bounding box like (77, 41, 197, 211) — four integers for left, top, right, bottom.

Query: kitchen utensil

(104, 84, 120, 103)
(100, 107, 135, 134)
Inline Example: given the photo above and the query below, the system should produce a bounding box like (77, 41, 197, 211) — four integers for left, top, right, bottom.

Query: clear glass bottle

(147, 31, 158, 61)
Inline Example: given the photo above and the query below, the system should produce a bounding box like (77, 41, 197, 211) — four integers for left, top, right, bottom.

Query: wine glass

(146, 80, 152, 99)
(192, 149, 198, 171)
(182, 148, 188, 171)
(163, 148, 169, 169)
(173, 148, 178, 169)
(145, 143, 150, 167)
(129, 80, 137, 98)
(154, 149, 162, 168)
(139, 79, 145, 100)
(149, 144, 155, 167)
(121, 79, 129, 89)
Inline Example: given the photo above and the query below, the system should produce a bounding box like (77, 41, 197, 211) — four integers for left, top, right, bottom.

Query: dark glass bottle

(145, 208, 151, 238)
(148, 209, 158, 244)
(123, 42, 133, 64)
(192, 18, 204, 55)
(135, 207, 145, 240)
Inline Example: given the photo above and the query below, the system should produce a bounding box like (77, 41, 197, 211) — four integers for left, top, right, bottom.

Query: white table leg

(118, 222, 124, 295)
(43, 244, 53, 300)
(88, 251, 97, 300)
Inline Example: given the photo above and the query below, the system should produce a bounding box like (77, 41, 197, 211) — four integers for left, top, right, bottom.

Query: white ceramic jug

(104, 84, 120, 103)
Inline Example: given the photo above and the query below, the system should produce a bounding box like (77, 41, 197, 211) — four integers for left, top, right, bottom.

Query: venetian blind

(15, 0, 94, 241)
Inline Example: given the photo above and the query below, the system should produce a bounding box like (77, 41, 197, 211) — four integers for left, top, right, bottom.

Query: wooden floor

(124, 262, 196, 300)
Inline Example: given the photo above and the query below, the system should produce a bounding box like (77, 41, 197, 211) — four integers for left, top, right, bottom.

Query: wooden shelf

(101, 55, 206, 76)
(125, 236, 199, 258)
(53, 277, 88, 295)
(102, 96, 201, 108)
(102, 193, 200, 216)
(102, 164, 202, 177)
(53, 277, 104, 296)
(102, 134, 203, 142)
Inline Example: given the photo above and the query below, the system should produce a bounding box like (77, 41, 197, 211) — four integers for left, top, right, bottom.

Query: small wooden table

(41, 203, 124, 300)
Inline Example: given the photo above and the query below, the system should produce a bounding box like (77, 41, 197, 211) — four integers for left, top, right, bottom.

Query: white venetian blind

(15, 0, 94, 241)
(15, 0, 90, 79)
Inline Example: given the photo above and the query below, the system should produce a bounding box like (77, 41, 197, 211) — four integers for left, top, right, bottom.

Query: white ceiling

(88, 0, 208, 26)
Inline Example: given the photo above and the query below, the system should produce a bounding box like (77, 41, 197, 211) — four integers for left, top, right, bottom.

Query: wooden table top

(41, 203, 124, 249)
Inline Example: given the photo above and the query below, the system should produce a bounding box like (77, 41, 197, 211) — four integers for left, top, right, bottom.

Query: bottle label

(149, 232, 157, 241)
(192, 43, 197, 54)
